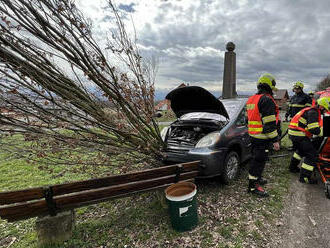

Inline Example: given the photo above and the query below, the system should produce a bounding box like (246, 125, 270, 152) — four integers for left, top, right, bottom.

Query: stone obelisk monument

(222, 42, 237, 99)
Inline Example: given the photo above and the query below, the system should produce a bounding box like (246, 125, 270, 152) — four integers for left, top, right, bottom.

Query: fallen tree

(0, 0, 164, 168)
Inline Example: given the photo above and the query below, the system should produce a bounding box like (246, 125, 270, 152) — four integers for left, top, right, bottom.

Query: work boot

(248, 180, 269, 197)
(258, 177, 268, 185)
(289, 157, 300, 173)
(299, 177, 318, 184)
(289, 167, 300, 173)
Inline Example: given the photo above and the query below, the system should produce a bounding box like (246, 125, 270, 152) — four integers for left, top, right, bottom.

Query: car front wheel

(220, 151, 240, 184)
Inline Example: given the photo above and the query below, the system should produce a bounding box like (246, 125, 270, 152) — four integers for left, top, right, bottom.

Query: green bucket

(165, 182, 198, 232)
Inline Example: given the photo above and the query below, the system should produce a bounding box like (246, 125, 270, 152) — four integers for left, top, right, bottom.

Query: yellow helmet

(317, 96, 330, 111)
(293, 81, 304, 89)
(257, 73, 277, 90)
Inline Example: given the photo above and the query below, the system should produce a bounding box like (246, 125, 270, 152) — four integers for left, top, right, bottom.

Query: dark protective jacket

(247, 92, 278, 142)
(288, 107, 322, 138)
(286, 91, 312, 118)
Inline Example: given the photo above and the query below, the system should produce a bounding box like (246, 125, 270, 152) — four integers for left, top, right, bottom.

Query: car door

(234, 107, 252, 160)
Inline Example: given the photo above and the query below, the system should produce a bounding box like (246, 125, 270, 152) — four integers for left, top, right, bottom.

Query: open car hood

(165, 86, 229, 119)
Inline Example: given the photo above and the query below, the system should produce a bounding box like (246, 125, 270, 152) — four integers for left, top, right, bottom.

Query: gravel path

(279, 174, 330, 248)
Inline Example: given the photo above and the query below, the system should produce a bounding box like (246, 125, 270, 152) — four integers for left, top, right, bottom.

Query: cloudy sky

(77, 0, 330, 99)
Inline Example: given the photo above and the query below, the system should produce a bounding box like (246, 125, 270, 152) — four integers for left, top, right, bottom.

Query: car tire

(220, 151, 240, 184)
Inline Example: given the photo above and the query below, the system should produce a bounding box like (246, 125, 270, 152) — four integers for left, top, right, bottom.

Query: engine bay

(166, 120, 227, 146)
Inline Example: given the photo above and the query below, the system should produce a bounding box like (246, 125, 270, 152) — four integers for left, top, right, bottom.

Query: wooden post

(35, 210, 75, 245)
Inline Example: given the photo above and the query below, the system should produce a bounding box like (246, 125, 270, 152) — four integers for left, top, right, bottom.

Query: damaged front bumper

(163, 147, 228, 177)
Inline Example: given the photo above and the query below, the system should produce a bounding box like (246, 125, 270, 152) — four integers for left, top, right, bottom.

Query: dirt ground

(278, 173, 330, 248)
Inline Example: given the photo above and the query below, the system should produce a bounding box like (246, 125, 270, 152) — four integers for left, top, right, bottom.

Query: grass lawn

(0, 123, 293, 248)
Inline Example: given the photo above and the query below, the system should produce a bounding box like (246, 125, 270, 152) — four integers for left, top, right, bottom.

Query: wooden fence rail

(0, 161, 200, 222)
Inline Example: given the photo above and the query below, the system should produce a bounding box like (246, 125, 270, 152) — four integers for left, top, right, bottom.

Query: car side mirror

(154, 112, 162, 118)
(236, 116, 248, 126)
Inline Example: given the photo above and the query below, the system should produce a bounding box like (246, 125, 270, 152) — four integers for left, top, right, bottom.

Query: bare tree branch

(0, 0, 164, 169)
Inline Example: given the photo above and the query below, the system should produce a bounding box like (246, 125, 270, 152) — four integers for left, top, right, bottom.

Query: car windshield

(180, 112, 226, 121)
(179, 98, 246, 121)
(222, 99, 246, 119)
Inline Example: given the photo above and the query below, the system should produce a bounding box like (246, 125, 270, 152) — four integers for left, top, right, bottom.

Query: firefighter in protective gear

(246, 73, 280, 197)
(285, 81, 312, 121)
(308, 91, 316, 107)
(288, 96, 329, 184)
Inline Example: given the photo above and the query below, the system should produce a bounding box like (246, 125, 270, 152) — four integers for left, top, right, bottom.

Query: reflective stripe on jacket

(287, 92, 312, 117)
(247, 94, 278, 139)
(288, 107, 322, 138)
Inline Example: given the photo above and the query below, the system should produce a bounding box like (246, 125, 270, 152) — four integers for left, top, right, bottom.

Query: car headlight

(195, 132, 220, 148)
(160, 126, 169, 141)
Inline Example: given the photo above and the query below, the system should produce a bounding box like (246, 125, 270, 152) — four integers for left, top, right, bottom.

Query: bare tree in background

(0, 0, 164, 171)
(316, 74, 330, 91)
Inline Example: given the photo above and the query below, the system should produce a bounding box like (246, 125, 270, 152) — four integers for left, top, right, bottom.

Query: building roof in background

(177, 83, 186, 88)
(273, 89, 289, 100)
(155, 99, 170, 111)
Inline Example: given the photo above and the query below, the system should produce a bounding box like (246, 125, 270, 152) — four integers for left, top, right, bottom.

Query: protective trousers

(248, 139, 271, 179)
(289, 136, 318, 181)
